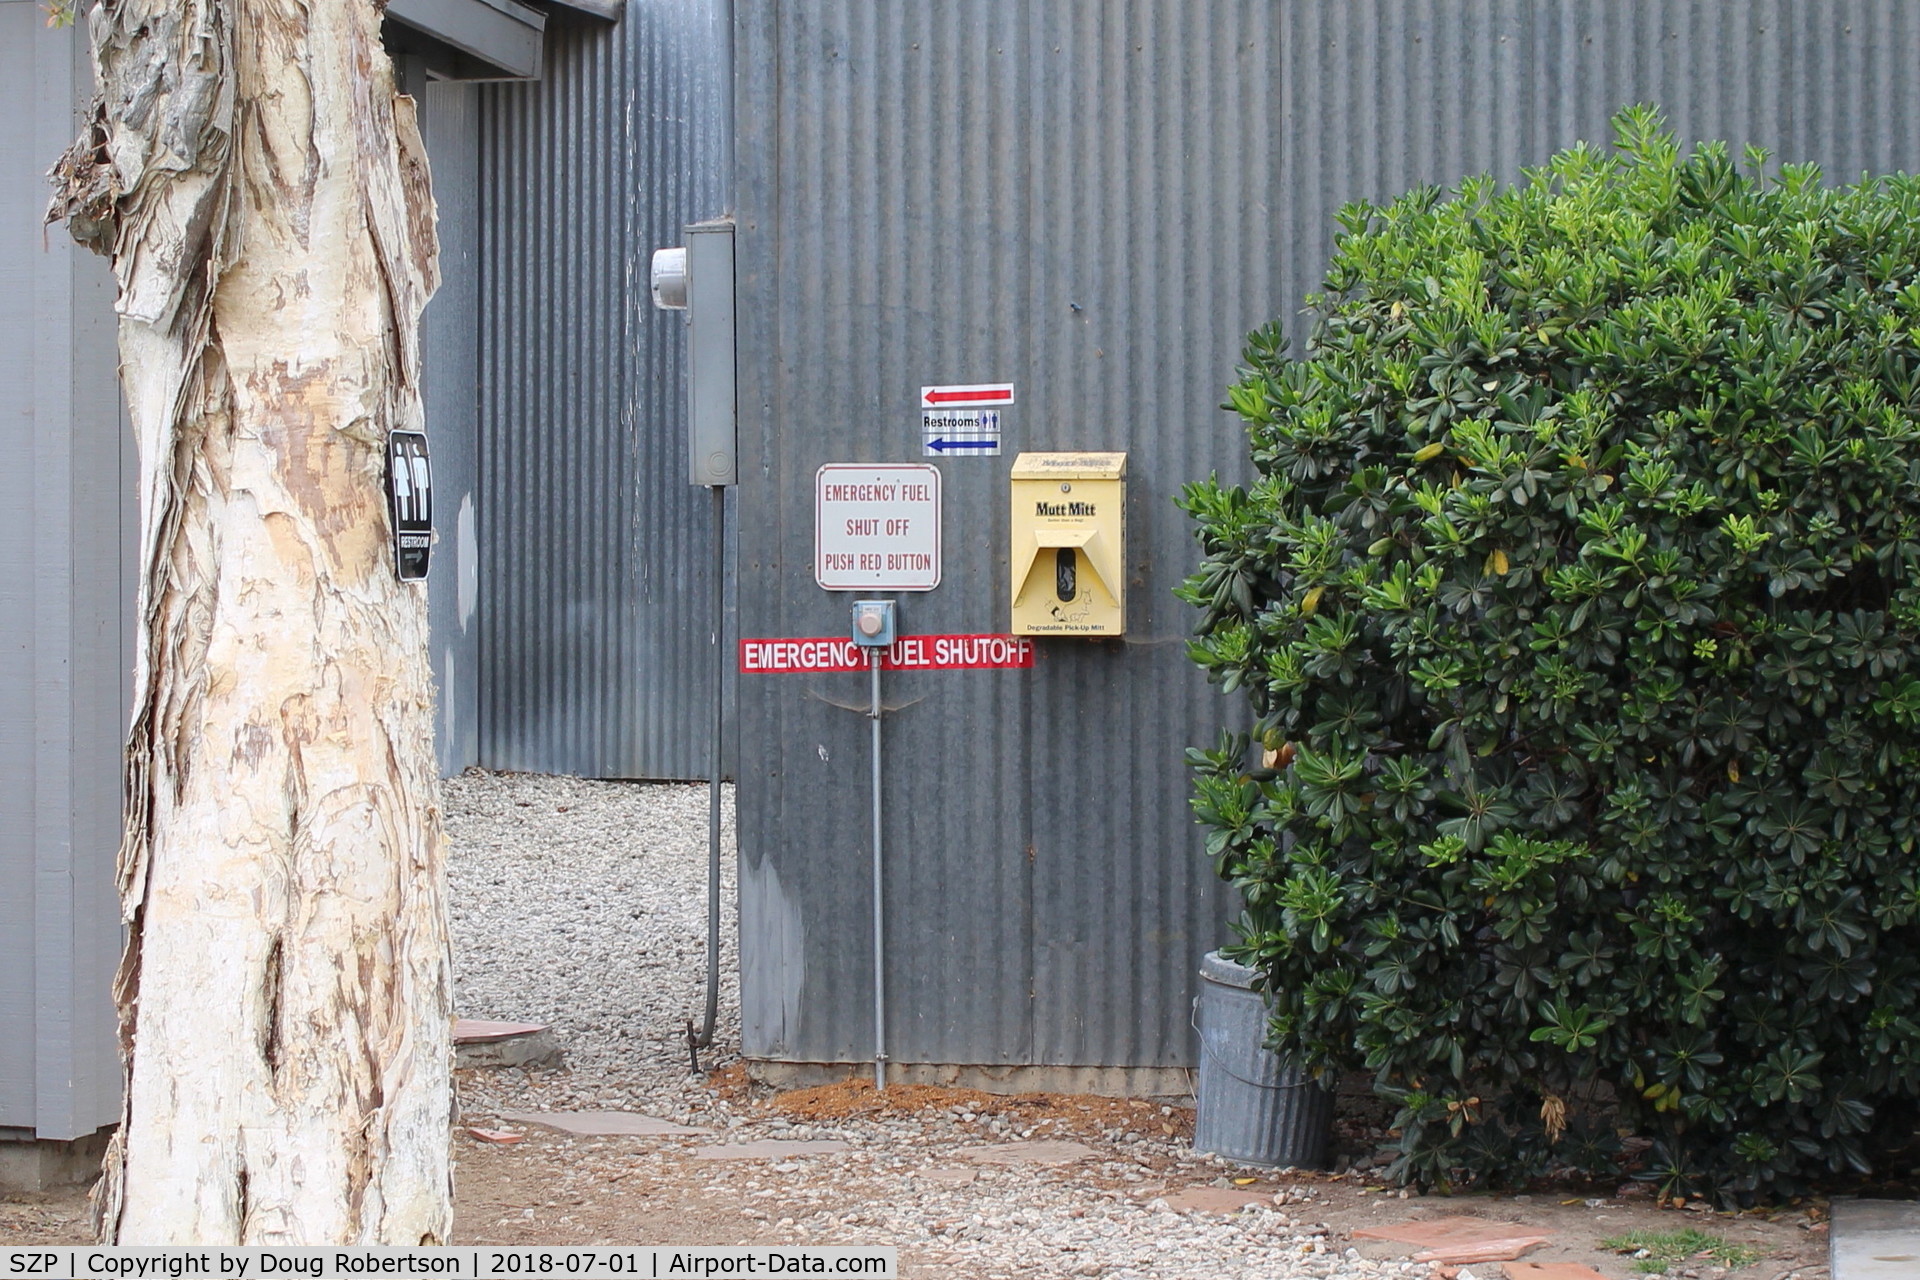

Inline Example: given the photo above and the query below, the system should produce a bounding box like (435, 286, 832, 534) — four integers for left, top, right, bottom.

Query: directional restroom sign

(921, 382, 1014, 408)
(815, 463, 942, 591)
(923, 408, 1000, 457)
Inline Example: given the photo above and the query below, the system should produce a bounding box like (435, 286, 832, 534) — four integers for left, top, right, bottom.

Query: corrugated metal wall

(419, 79, 483, 777)
(730, 0, 1920, 1074)
(476, 5, 733, 781)
(0, 5, 130, 1140)
(730, 0, 1268, 1071)
(1273, 0, 1920, 355)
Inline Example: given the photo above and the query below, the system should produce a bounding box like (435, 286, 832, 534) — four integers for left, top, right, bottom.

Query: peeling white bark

(53, 0, 452, 1245)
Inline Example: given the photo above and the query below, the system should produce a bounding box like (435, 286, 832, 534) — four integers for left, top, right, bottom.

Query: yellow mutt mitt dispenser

(1009, 452, 1127, 636)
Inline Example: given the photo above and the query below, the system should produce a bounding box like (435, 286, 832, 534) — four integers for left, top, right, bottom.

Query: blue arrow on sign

(926, 438, 997, 453)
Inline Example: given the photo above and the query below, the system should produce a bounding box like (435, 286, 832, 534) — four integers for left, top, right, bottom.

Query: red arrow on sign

(922, 383, 1015, 407)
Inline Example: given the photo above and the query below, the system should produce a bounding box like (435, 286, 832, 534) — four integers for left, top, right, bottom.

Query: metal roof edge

(539, 0, 625, 21)
(385, 0, 546, 80)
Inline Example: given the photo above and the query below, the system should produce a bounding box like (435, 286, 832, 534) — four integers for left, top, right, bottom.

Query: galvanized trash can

(1192, 950, 1335, 1167)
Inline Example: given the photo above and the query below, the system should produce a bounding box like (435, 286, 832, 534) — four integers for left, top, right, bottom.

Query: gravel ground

(452, 1117, 1442, 1280)
(441, 769, 1408, 1277)
(443, 770, 740, 1117)
(0, 769, 1831, 1279)
(440, 770, 1824, 1280)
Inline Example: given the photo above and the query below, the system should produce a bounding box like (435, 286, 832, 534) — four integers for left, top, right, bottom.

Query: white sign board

(816, 464, 942, 591)
(922, 408, 1001, 457)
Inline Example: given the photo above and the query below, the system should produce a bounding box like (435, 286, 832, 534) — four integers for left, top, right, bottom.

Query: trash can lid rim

(1199, 949, 1262, 990)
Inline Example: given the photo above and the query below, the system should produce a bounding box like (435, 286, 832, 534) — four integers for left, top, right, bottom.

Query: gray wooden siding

(0, 5, 131, 1141)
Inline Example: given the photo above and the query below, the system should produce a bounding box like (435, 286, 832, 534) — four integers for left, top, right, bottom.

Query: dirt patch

(452, 1131, 784, 1249)
(449, 1067, 1831, 1279)
(439, 1111, 1829, 1280)
(705, 1062, 755, 1106)
(0, 1138, 1835, 1280)
(0, 1187, 91, 1246)
(763, 1078, 1195, 1142)
(1, 1077, 1835, 1280)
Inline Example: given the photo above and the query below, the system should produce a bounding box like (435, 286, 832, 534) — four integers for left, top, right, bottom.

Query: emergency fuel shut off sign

(816, 464, 941, 590)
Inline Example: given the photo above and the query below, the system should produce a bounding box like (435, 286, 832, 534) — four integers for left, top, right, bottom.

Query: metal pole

(704, 484, 724, 1037)
(687, 484, 725, 1070)
(869, 651, 887, 1090)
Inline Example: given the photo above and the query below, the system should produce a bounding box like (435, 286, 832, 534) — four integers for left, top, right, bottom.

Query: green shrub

(1180, 107, 1920, 1200)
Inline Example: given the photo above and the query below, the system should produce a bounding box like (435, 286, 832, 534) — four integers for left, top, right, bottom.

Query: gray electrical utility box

(686, 220, 736, 487)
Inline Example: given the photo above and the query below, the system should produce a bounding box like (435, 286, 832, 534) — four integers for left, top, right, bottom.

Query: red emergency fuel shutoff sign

(740, 634, 1036, 674)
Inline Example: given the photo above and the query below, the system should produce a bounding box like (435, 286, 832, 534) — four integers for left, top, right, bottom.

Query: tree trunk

(52, 0, 452, 1245)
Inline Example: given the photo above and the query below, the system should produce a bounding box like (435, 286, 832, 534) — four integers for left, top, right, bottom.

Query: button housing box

(852, 599, 897, 648)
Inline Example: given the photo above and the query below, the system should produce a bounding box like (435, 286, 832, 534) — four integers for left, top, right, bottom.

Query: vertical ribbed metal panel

(732, 0, 1920, 1072)
(0, 7, 127, 1140)
(732, 0, 1262, 1069)
(1273, 1, 1920, 355)
(420, 81, 482, 777)
(477, 6, 731, 780)
(0, 0, 41, 1135)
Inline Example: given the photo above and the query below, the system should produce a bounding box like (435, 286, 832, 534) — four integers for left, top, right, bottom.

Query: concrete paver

(503, 1110, 709, 1137)
(1353, 1216, 1553, 1266)
(1499, 1264, 1610, 1280)
(1831, 1199, 1920, 1280)
(455, 1020, 563, 1069)
(1413, 1237, 1550, 1265)
(1353, 1215, 1540, 1249)
(1158, 1187, 1269, 1214)
(958, 1140, 1098, 1165)
(691, 1139, 851, 1160)
(455, 1019, 550, 1042)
